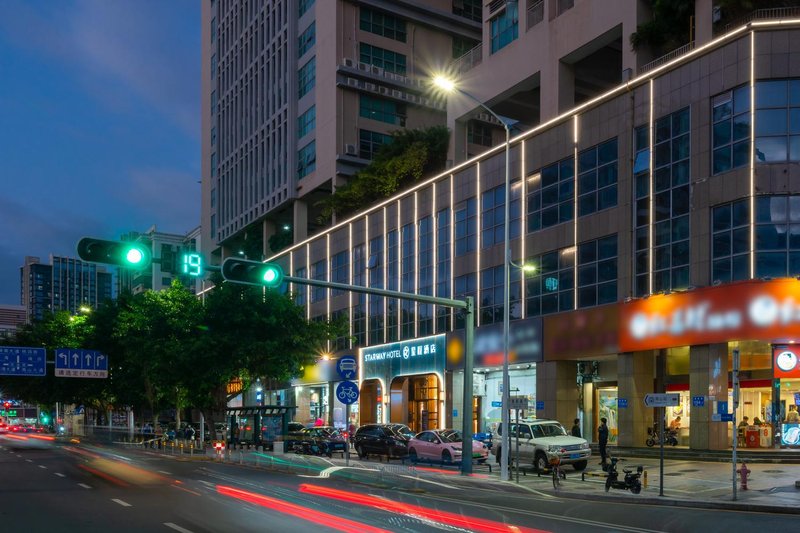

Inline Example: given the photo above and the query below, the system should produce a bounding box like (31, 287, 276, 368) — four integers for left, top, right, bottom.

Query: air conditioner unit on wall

(358, 62, 369, 71)
(371, 65, 383, 75)
(391, 90, 402, 98)
(347, 77, 359, 87)
(379, 86, 389, 95)
(365, 83, 377, 91)
(343, 58, 355, 68)
(344, 144, 357, 156)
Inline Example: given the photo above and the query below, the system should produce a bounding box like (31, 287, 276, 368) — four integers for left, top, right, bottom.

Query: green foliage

(629, 0, 694, 53)
(268, 230, 293, 254)
(318, 125, 450, 222)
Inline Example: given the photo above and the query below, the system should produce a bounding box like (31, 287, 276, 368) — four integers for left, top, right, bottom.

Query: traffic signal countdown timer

(221, 258, 284, 288)
(77, 237, 152, 268)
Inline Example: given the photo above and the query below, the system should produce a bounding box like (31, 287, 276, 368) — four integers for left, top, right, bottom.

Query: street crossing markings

(25, 459, 32, 462)
(111, 498, 132, 507)
(54, 473, 66, 477)
(164, 523, 194, 533)
(78, 483, 92, 489)
(38, 464, 47, 469)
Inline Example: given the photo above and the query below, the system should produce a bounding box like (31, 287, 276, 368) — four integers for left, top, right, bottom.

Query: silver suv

(491, 419, 590, 471)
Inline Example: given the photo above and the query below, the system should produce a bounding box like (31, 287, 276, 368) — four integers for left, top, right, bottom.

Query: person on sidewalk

(669, 416, 682, 430)
(571, 418, 581, 438)
(598, 417, 609, 466)
(787, 405, 800, 423)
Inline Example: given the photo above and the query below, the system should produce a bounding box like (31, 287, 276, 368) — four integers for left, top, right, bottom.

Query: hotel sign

(621, 279, 800, 352)
(360, 334, 446, 382)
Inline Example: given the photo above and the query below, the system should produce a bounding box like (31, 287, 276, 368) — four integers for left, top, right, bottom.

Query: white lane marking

(111, 498, 132, 507)
(38, 465, 47, 469)
(298, 466, 345, 479)
(55, 473, 66, 477)
(164, 523, 194, 533)
(78, 483, 92, 489)
(25, 459, 32, 462)
(157, 470, 172, 475)
(398, 474, 462, 490)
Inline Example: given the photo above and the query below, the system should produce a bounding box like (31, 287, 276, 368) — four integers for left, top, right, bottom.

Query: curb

(544, 488, 800, 515)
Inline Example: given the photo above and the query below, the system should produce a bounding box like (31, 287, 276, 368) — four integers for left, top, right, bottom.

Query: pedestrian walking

(598, 417, 609, 467)
(571, 418, 581, 438)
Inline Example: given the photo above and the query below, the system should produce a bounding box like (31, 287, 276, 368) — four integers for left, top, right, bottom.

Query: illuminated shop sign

(774, 345, 800, 378)
(360, 334, 446, 381)
(620, 279, 800, 351)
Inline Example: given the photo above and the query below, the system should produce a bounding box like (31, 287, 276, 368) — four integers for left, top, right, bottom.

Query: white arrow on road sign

(58, 352, 67, 365)
(96, 354, 105, 368)
(71, 352, 80, 366)
(644, 393, 680, 407)
(84, 352, 93, 368)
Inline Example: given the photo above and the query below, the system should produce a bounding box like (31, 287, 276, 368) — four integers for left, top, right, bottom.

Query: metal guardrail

(450, 43, 483, 74)
(527, 0, 544, 30)
(638, 41, 696, 75)
(718, 6, 800, 35)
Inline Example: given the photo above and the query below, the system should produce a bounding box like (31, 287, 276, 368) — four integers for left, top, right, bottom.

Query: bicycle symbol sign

(336, 380, 359, 405)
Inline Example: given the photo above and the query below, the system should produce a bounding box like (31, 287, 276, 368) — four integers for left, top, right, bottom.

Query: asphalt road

(1, 438, 798, 533)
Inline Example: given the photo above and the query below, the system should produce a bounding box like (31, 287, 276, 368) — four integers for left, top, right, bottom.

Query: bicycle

(550, 455, 566, 490)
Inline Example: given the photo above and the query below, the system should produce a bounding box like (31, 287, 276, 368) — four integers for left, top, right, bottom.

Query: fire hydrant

(738, 462, 751, 490)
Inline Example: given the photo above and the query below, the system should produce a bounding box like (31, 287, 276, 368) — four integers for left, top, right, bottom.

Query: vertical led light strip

(326, 234, 331, 351)
(432, 182, 438, 331)
(289, 250, 293, 297)
(476, 161, 481, 326)
(396, 200, 401, 340)
(365, 215, 369, 347)
(383, 206, 388, 344)
(648, 79, 655, 295)
(749, 31, 756, 279)
(305, 243, 311, 320)
(450, 174, 455, 319)
(521, 141, 527, 319)
(348, 223, 353, 345)
(414, 191, 419, 338)
(573, 114, 579, 309)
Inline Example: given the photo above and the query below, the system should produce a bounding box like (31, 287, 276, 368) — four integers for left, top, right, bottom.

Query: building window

(360, 94, 406, 126)
(577, 235, 618, 308)
(359, 129, 391, 160)
(359, 43, 406, 75)
(211, 126, 217, 146)
(294, 266, 307, 306)
(401, 223, 415, 339)
(210, 153, 217, 178)
(211, 90, 217, 115)
(467, 121, 492, 146)
(360, 7, 406, 42)
(578, 138, 618, 217)
(298, 57, 315, 99)
(453, 0, 481, 22)
(711, 198, 750, 284)
(298, 106, 316, 138)
(712, 85, 750, 174)
(653, 107, 691, 292)
(490, 2, 518, 54)
(330, 250, 348, 296)
(754, 79, 800, 163)
(368, 235, 384, 344)
(418, 216, 434, 336)
(754, 195, 800, 278)
(527, 157, 574, 232)
(633, 125, 650, 297)
(436, 208, 451, 332)
(455, 197, 477, 256)
(211, 53, 217, 80)
(454, 273, 476, 329)
(480, 265, 521, 325)
(298, 22, 315, 57)
(297, 140, 316, 179)
(211, 17, 217, 43)
(332, 309, 349, 351)
(526, 248, 575, 316)
(311, 260, 326, 303)
(299, 0, 314, 17)
(387, 229, 398, 341)
(482, 183, 521, 248)
(352, 244, 366, 287)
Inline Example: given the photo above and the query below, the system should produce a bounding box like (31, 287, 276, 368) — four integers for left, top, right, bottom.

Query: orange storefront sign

(620, 279, 800, 352)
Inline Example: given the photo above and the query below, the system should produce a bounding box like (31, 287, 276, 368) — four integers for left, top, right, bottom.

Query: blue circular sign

(336, 380, 360, 405)
(336, 355, 358, 380)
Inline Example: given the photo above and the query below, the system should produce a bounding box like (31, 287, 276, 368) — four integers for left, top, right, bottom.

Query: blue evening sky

(0, 0, 200, 304)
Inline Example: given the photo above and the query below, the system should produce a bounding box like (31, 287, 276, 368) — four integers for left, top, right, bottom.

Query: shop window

(525, 247, 574, 316)
(577, 138, 618, 217)
(527, 157, 574, 232)
(711, 198, 750, 284)
(577, 234, 618, 308)
(712, 85, 750, 174)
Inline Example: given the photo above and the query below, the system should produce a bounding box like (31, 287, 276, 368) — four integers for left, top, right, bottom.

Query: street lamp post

(433, 76, 514, 481)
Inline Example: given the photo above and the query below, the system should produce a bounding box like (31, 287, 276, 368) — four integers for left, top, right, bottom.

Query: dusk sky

(0, 0, 200, 304)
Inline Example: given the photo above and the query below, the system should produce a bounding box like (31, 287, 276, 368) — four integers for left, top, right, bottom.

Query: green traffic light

(125, 247, 144, 265)
(263, 266, 279, 284)
(221, 258, 284, 288)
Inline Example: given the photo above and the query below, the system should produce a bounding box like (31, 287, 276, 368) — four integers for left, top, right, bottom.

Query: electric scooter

(604, 457, 643, 494)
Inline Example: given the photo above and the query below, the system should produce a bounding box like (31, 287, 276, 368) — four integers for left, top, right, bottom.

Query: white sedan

(408, 429, 489, 465)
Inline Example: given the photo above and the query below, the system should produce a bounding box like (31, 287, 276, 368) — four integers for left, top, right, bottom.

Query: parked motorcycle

(646, 424, 678, 447)
(604, 457, 643, 494)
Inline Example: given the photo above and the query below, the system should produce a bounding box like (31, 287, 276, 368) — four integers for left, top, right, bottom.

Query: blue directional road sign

(721, 414, 734, 422)
(618, 398, 628, 408)
(0, 347, 46, 376)
(336, 355, 358, 380)
(693, 396, 705, 407)
(55, 348, 108, 378)
(336, 380, 359, 405)
(536, 400, 545, 410)
(491, 401, 502, 408)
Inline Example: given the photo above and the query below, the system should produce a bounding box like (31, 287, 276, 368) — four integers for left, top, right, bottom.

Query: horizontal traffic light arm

(221, 258, 284, 287)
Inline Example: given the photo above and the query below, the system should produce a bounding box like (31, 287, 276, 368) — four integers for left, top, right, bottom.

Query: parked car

(408, 429, 489, 464)
(353, 423, 410, 459)
(491, 419, 591, 471)
(295, 427, 347, 455)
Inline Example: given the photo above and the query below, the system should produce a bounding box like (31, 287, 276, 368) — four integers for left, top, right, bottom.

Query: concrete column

(690, 343, 729, 450)
(535, 361, 578, 426)
(617, 351, 656, 447)
(694, 0, 714, 47)
(293, 199, 308, 242)
(261, 219, 276, 259)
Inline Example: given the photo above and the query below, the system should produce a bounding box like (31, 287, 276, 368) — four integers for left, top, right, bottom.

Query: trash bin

(760, 426, 771, 448)
(746, 428, 760, 448)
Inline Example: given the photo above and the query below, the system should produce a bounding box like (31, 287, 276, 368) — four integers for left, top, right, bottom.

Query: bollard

(643, 469, 648, 489)
(738, 462, 751, 490)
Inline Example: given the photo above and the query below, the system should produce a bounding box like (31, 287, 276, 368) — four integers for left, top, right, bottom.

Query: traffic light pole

(277, 275, 476, 475)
